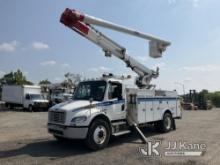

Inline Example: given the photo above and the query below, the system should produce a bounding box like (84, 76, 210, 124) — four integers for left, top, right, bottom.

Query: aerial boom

(60, 8, 171, 88)
(68, 9, 170, 46)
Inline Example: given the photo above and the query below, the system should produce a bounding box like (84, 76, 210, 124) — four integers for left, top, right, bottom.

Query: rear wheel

(85, 119, 110, 150)
(154, 113, 173, 133)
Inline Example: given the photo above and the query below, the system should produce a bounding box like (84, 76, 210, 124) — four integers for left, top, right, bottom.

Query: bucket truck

(47, 8, 182, 150)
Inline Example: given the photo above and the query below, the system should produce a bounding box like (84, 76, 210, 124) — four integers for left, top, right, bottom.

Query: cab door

(23, 94, 31, 108)
(105, 82, 125, 121)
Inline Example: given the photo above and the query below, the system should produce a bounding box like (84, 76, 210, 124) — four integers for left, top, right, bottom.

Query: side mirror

(89, 98, 93, 104)
(25, 94, 30, 100)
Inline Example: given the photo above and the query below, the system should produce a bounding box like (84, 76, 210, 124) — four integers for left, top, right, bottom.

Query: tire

(85, 119, 110, 150)
(5, 103, 10, 109)
(154, 113, 173, 133)
(54, 135, 66, 142)
(9, 104, 14, 110)
(28, 105, 33, 112)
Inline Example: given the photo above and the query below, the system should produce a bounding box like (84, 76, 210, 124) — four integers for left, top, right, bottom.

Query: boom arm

(60, 8, 171, 88)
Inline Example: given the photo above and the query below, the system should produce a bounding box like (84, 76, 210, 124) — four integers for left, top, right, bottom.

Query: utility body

(2, 85, 49, 111)
(47, 8, 182, 150)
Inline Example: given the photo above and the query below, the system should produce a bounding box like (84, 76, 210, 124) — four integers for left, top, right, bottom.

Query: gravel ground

(0, 106, 220, 165)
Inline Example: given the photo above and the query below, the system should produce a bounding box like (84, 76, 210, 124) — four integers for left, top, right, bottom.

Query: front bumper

(33, 103, 49, 110)
(47, 123, 88, 139)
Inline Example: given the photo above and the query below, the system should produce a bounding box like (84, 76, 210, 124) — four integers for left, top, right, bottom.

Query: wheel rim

(164, 115, 171, 130)
(93, 125, 107, 145)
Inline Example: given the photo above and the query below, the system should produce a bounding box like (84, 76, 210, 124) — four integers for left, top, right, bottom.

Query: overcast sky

(0, 0, 220, 94)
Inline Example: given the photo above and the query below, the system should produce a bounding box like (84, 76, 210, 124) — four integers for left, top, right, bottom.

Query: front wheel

(28, 105, 33, 112)
(8, 104, 14, 110)
(54, 135, 66, 142)
(85, 119, 110, 150)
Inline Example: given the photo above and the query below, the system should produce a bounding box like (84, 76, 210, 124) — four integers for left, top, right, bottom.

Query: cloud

(167, 0, 201, 7)
(61, 63, 71, 68)
(152, 62, 166, 70)
(191, 0, 200, 7)
(136, 56, 149, 63)
(0, 70, 5, 77)
(168, 0, 176, 5)
(0, 41, 49, 52)
(32, 41, 49, 50)
(180, 65, 220, 72)
(183, 77, 193, 82)
(54, 77, 63, 82)
(23, 71, 29, 76)
(88, 66, 111, 72)
(0, 41, 18, 52)
(40, 60, 56, 66)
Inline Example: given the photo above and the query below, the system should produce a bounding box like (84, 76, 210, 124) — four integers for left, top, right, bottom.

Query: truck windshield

(30, 94, 43, 100)
(73, 81, 106, 101)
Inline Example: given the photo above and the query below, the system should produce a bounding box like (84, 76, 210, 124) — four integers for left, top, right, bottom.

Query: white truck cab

(23, 93, 49, 111)
(48, 77, 181, 150)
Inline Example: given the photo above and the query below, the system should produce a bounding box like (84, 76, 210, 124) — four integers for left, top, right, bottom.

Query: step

(111, 121, 127, 126)
(112, 130, 131, 136)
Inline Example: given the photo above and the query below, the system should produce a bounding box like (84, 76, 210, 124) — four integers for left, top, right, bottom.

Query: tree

(0, 70, 33, 98)
(210, 92, 220, 107)
(39, 79, 51, 85)
(62, 73, 82, 89)
(0, 69, 33, 86)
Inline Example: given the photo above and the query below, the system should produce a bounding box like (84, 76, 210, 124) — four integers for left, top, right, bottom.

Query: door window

(25, 94, 30, 100)
(108, 82, 122, 100)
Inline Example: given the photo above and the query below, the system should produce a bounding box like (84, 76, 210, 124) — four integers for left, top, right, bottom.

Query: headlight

(71, 116, 87, 124)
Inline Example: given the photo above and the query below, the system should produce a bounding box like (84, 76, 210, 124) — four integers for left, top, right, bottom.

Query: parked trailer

(2, 85, 49, 111)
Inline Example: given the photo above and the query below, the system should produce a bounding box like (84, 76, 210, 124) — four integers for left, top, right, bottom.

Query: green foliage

(184, 89, 220, 108)
(209, 92, 220, 107)
(39, 79, 51, 85)
(0, 69, 33, 86)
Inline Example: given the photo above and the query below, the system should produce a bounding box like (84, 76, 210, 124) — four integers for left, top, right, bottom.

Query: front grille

(35, 102, 48, 108)
(49, 111, 65, 124)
